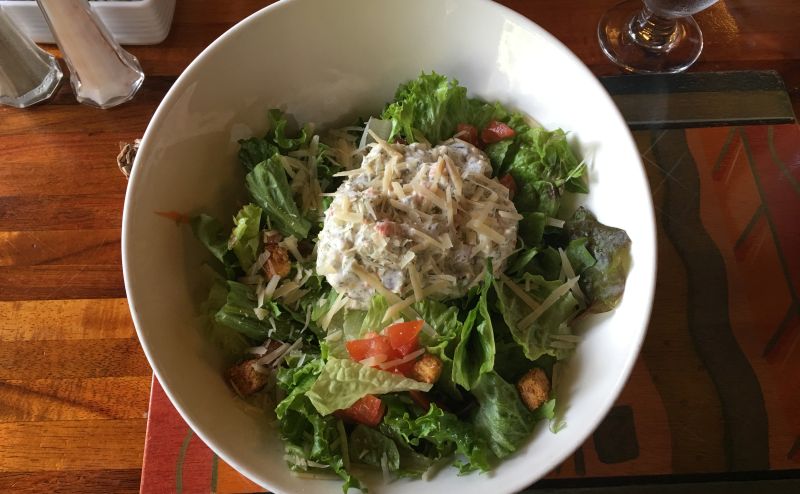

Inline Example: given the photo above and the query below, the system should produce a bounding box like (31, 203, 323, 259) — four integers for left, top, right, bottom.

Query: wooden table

(1, 1, 798, 492)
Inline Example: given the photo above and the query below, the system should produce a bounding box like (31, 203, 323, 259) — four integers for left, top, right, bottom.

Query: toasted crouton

(227, 359, 268, 396)
(264, 243, 291, 279)
(411, 353, 443, 384)
(517, 368, 550, 411)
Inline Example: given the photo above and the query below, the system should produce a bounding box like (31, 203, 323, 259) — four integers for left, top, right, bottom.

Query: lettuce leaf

(565, 237, 597, 274)
(214, 281, 302, 341)
(199, 278, 251, 357)
(472, 371, 535, 459)
(349, 425, 401, 472)
(307, 358, 431, 416)
(452, 266, 495, 390)
(278, 394, 361, 492)
(494, 276, 579, 361)
(413, 299, 462, 400)
(565, 207, 631, 313)
(246, 155, 311, 239)
(227, 204, 262, 271)
(380, 72, 498, 144)
(361, 295, 389, 335)
(380, 397, 491, 474)
(268, 108, 310, 152)
(239, 110, 310, 172)
(191, 214, 238, 277)
(238, 137, 278, 172)
(499, 115, 586, 214)
(276, 357, 325, 419)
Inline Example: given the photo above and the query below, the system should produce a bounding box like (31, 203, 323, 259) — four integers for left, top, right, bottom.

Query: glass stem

(628, 6, 680, 52)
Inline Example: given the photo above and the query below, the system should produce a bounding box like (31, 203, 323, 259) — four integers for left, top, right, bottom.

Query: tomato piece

(498, 174, 516, 199)
(335, 395, 385, 427)
(481, 120, 516, 144)
(455, 123, 478, 145)
(408, 390, 431, 410)
(346, 335, 393, 362)
(386, 320, 423, 357)
(387, 358, 417, 377)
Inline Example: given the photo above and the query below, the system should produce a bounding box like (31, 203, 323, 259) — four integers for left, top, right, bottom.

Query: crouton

(227, 359, 269, 396)
(517, 368, 550, 411)
(264, 243, 291, 279)
(411, 353, 443, 384)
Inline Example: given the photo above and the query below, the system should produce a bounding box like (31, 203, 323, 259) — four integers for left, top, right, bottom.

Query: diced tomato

(455, 123, 478, 145)
(386, 320, 423, 356)
(335, 395, 385, 427)
(387, 358, 417, 377)
(346, 334, 393, 363)
(498, 174, 516, 199)
(481, 120, 516, 144)
(408, 390, 431, 410)
(375, 220, 398, 237)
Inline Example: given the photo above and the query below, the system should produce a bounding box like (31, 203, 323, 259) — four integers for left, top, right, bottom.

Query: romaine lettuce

(227, 204, 262, 271)
(307, 358, 431, 416)
(246, 156, 311, 239)
(452, 266, 495, 390)
(349, 425, 401, 472)
(472, 371, 535, 459)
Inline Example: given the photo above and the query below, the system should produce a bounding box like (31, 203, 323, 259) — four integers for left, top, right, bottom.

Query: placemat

(140, 74, 800, 493)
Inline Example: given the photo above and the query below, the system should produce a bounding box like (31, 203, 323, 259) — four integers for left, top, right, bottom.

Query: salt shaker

(36, 0, 144, 109)
(0, 6, 63, 108)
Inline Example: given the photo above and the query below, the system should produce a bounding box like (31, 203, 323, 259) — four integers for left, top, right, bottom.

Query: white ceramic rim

(122, 0, 658, 491)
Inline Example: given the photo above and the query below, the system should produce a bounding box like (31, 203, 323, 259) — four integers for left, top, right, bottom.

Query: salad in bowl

(190, 73, 631, 491)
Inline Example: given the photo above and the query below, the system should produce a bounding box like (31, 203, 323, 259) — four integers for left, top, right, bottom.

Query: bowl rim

(122, 0, 657, 492)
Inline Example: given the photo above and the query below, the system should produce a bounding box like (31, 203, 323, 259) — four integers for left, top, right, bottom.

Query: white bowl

(122, 0, 657, 492)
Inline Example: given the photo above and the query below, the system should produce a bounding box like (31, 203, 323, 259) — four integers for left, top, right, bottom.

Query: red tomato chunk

(335, 394, 385, 427)
(386, 320, 423, 356)
(456, 123, 478, 145)
(499, 174, 516, 199)
(481, 120, 516, 144)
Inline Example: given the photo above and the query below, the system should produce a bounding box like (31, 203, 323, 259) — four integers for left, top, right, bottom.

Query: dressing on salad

(189, 73, 632, 492)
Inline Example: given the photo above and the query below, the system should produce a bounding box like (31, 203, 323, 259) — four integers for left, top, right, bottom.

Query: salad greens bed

(191, 73, 631, 492)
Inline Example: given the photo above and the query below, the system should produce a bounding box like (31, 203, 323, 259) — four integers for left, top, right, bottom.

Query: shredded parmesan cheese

(518, 277, 579, 329)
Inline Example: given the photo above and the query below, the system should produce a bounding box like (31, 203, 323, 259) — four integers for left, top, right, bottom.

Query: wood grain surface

(0, 1, 798, 493)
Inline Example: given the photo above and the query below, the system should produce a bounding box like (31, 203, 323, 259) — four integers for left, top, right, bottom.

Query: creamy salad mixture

(317, 138, 518, 309)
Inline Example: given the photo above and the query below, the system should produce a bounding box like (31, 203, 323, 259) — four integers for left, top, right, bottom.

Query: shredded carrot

(154, 210, 191, 224)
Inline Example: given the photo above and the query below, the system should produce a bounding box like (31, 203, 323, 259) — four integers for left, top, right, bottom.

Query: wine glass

(598, 0, 720, 73)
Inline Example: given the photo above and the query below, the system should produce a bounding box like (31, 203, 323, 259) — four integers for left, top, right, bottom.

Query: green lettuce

(472, 371, 535, 460)
(380, 398, 491, 474)
(565, 237, 597, 274)
(214, 281, 302, 341)
(191, 214, 237, 276)
(199, 278, 251, 357)
(246, 155, 311, 239)
(414, 299, 462, 400)
(349, 425, 401, 472)
(452, 266, 495, 390)
(307, 358, 431, 415)
(565, 207, 631, 313)
(238, 137, 278, 172)
(494, 275, 579, 361)
(227, 204, 262, 271)
(275, 358, 324, 419)
(268, 108, 310, 152)
(278, 394, 360, 492)
(380, 72, 499, 144)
